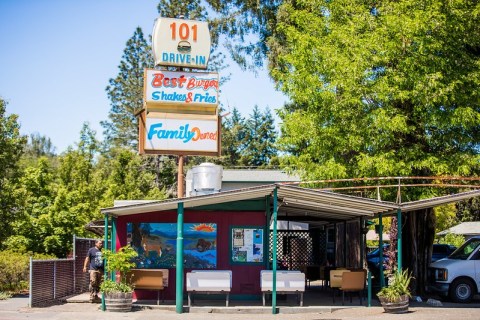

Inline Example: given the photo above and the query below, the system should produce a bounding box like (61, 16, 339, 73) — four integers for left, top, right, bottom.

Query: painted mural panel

(127, 222, 217, 269)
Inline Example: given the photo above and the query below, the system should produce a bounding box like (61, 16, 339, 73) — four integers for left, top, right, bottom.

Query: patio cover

(100, 184, 399, 222)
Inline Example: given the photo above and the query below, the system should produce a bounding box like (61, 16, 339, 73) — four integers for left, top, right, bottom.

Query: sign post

(141, 16, 218, 201)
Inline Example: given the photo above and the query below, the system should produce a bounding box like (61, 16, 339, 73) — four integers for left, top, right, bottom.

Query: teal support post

(360, 217, 364, 268)
(266, 195, 271, 271)
(102, 215, 108, 311)
(271, 187, 278, 314)
(397, 209, 402, 272)
(343, 221, 347, 267)
(378, 214, 385, 288)
(176, 202, 184, 314)
(110, 217, 117, 281)
(367, 271, 372, 307)
(333, 223, 337, 265)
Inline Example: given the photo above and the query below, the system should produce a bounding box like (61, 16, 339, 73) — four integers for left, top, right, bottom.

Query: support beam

(266, 195, 271, 271)
(397, 209, 402, 272)
(360, 217, 364, 268)
(110, 217, 117, 281)
(343, 221, 347, 267)
(102, 215, 108, 311)
(271, 187, 278, 314)
(333, 223, 337, 266)
(176, 202, 184, 313)
(378, 214, 385, 288)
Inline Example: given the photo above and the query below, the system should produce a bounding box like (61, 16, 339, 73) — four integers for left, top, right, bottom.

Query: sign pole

(178, 155, 184, 198)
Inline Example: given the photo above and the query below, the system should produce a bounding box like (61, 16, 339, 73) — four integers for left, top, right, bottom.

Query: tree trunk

(402, 208, 436, 295)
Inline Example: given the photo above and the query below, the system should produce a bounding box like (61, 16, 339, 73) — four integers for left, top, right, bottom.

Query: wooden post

(178, 155, 184, 198)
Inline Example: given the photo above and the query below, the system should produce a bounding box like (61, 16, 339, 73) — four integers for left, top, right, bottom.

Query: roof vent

(186, 163, 223, 197)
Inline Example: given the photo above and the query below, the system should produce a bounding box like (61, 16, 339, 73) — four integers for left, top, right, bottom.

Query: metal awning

(101, 184, 399, 222)
(400, 189, 480, 212)
(95, 184, 480, 233)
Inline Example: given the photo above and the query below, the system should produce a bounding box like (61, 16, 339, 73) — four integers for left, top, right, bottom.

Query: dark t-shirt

(87, 247, 104, 271)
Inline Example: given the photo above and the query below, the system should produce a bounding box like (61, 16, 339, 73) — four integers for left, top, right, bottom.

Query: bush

(0, 291, 12, 300)
(438, 233, 465, 248)
(100, 245, 138, 294)
(0, 250, 55, 293)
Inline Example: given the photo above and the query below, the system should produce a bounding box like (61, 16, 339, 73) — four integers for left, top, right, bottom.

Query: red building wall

(116, 209, 266, 300)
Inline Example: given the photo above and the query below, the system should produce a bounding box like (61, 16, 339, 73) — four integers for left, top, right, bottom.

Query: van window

(450, 238, 480, 260)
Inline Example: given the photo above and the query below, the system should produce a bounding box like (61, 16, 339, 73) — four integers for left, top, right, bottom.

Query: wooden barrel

(379, 294, 409, 314)
(104, 292, 133, 312)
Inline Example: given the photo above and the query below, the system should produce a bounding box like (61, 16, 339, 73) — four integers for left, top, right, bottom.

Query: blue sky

(0, 0, 286, 153)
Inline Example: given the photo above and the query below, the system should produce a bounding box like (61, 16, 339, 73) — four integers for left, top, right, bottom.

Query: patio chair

(340, 271, 366, 305)
(329, 269, 351, 303)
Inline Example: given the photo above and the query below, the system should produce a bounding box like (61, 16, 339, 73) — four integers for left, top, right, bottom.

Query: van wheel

(449, 279, 474, 303)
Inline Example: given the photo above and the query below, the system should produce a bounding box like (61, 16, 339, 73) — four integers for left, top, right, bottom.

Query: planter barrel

(379, 294, 409, 314)
(104, 292, 133, 312)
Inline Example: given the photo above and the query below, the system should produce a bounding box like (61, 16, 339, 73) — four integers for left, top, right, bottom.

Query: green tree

(266, 0, 480, 294)
(435, 203, 459, 235)
(0, 98, 27, 248)
(101, 27, 153, 151)
(4, 157, 54, 253)
(456, 197, 480, 222)
(42, 124, 104, 256)
(98, 148, 167, 207)
(221, 107, 246, 167)
(239, 106, 277, 167)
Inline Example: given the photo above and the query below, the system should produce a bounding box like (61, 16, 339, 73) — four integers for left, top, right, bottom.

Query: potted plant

(100, 245, 138, 312)
(377, 269, 413, 314)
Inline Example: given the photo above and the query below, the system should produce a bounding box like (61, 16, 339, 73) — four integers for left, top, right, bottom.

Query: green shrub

(377, 269, 413, 302)
(438, 233, 465, 248)
(0, 291, 12, 300)
(0, 250, 55, 293)
(100, 245, 138, 294)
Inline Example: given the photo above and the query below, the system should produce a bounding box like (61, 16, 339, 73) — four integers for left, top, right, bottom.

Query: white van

(428, 236, 480, 302)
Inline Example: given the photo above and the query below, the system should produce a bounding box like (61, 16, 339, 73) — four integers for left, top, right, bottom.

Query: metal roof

(399, 189, 480, 212)
(222, 170, 300, 183)
(99, 184, 480, 228)
(101, 184, 398, 222)
(437, 221, 480, 236)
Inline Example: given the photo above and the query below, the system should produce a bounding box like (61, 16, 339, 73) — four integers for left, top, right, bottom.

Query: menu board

(231, 227, 264, 264)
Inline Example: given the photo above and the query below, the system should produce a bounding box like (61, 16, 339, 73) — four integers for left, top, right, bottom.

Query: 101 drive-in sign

(145, 116, 219, 153)
(144, 69, 218, 109)
(152, 17, 211, 69)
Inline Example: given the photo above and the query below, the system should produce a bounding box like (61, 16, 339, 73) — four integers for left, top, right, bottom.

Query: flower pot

(379, 294, 409, 314)
(104, 291, 133, 312)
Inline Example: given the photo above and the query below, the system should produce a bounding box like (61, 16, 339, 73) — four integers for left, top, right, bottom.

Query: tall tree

(101, 27, 153, 151)
(267, 0, 480, 293)
(222, 107, 246, 167)
(239, 106, 277, 167)
(0, 98, 27, 248)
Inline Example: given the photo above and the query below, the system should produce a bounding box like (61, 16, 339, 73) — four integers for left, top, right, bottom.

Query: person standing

(83, 240, 104, 303)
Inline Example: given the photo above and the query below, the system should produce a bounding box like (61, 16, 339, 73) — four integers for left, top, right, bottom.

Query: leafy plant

(100, 245, 138, 293)
(378, 269, 413, 302)
(0, 291, 12, 300)
(438, 232, 465, 248)
(0, 250, 55, 293)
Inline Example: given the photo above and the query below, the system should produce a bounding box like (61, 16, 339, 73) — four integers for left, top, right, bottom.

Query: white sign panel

(145, 116, 219, 153)
(152, 17, 211, 69)
(144, 69, 219, 108)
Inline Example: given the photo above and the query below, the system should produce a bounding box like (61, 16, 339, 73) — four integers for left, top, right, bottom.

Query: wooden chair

(340, 271, 366, 305)
(329, 269, 351, 303)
